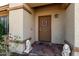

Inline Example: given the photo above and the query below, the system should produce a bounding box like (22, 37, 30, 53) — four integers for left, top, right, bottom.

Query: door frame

(38, 15, 51, 42)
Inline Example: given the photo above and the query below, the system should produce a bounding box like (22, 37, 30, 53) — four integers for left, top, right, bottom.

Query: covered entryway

(2, 3, 73, 56)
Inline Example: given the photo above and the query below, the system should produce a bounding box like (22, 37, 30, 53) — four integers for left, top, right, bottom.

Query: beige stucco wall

(65, 4, 75, 47)
(75, 3, 79, 47)
(64, 3, 79, 56)
(35, 5, 65, 44)
(23, 9, 35, 44)
(9, 9, 24, 41)
(9, 4, 24, 41)
(74, 3, 79, 56)
(9, 9, 24, 54)
(23, 4, 35, 44)
(9, 4, 35, 54)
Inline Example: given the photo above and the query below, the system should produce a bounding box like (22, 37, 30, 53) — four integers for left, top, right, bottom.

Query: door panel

(38, 15, 51, 42)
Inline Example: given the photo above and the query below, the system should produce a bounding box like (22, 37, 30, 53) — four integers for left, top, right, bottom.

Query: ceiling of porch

(27, 3, 51, 7)
(27, 3, 70, 9)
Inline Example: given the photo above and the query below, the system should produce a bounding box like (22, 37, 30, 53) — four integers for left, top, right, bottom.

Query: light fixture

(55, 14, 59, 18)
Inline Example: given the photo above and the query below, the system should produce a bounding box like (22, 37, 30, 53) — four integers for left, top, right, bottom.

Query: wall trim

(9, 5, 23, 11)
(9, 5, 32, 14)
(0, 4, 9, 12)
(0, 4, 32, 14)
(73, 47, 79, 52)
(0, 10, 9, 16)
(0, 5, 9, 16)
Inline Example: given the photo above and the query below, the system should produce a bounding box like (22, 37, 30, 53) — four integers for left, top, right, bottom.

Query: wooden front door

(38, 15, 51, 42)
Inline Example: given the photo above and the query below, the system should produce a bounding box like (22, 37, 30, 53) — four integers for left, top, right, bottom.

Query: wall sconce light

(55, 14, 59, 18)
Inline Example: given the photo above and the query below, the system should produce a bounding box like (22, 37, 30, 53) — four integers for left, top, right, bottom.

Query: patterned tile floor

(11, 41, 63, 56)
(29, 42, 63, 56)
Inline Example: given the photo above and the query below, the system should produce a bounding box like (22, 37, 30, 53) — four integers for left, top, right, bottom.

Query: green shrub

(0, 22, 5, 41)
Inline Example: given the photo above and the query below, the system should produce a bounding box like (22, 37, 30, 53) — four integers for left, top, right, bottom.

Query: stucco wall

(9, 9, 24, 41)
(9, 9, 24, 54)
(9, 4, 35, 54)
(23, 4, 35, 44)
(23, 9, 35, 44)
(65, 4, 75, 47)
(75, 3, 79, 47)
(74, 3, 79, 56)
(35, 5, 65, 44)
